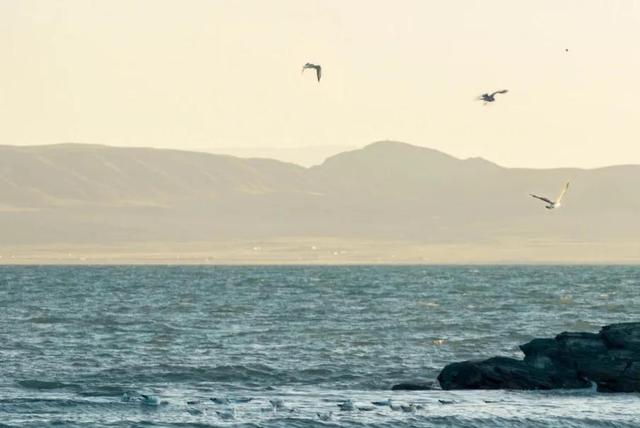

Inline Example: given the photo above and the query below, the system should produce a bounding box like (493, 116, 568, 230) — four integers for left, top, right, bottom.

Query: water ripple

(1, 265, 639, 427)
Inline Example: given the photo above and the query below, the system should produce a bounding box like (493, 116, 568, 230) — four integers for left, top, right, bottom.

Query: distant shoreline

(1, 239, 638, 265)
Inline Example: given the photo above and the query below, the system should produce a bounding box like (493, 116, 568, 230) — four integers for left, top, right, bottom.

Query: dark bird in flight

(478, 89, 508, 104)
(302, 63, 322, 82)
(530, 182, 570, 210)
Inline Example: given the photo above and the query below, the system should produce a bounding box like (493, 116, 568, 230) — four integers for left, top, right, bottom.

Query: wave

(122, 363, 293, 386)
(17, 380, 80, 391)
(91, 363, 405, 389)
(78, 385, 133, 397)
(227, 416, 640, 428)
(23, 316, 70, 324)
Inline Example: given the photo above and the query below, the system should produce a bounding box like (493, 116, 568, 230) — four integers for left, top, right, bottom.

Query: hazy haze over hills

(1, 141, 639, 263)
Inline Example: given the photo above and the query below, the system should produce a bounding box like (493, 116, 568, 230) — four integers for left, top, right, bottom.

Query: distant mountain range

(198, 145, 356, 167)
(1, 141, 639, 262)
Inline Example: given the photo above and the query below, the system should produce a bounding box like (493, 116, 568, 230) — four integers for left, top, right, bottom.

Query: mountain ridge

(0, 141, 639, 263)
(5, 140, 638, 170)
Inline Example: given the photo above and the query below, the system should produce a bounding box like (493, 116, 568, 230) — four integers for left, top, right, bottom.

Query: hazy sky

(1, 0, 640, 168)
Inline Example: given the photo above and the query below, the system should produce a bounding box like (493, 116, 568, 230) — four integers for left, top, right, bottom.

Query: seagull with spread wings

(530, 182, 570, 210)
(302, 63, 322, 82)
(478, 89, 508, 104)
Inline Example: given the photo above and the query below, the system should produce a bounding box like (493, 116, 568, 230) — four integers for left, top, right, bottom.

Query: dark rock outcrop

(438, 322, 640, 392)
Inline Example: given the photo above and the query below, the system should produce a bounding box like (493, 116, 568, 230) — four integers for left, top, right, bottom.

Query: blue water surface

(1, 265, 639, 427)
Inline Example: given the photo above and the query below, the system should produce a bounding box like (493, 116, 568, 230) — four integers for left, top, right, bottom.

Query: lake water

(1, 265, 639, 427)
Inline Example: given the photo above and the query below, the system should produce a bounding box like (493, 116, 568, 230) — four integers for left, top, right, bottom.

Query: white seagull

(269, 398, 285, 412)
(478, 89, 508, 104)
(400, 403, 417, 413)
(337, 399, 355, 411)
(530, 182, 570, 209)
(302, 63, 322, 82)
(317, 411, 333, 421)
(140, 394, 161, 406)
(215, 408, 236, 420)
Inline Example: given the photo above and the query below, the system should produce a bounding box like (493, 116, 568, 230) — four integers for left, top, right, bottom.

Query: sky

(1, 0, 640, 168)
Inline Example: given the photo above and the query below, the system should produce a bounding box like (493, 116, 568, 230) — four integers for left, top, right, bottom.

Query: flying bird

(478, 89, 508, 104)
(530, 182, 570, 210)
(302, 63, 322, 82)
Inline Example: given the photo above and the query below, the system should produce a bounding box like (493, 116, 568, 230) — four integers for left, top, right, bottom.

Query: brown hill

(1, 142, 639, 262)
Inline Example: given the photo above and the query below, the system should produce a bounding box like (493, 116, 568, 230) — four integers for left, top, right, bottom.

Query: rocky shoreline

(433, 322, 640, 392)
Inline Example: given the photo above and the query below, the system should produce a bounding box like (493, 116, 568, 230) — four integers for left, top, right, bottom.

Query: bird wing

(530, 194, 554, 205)
(490, 89, 508, 97)
(555, 182, 570, 204)
(316, 66, 321, 81)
